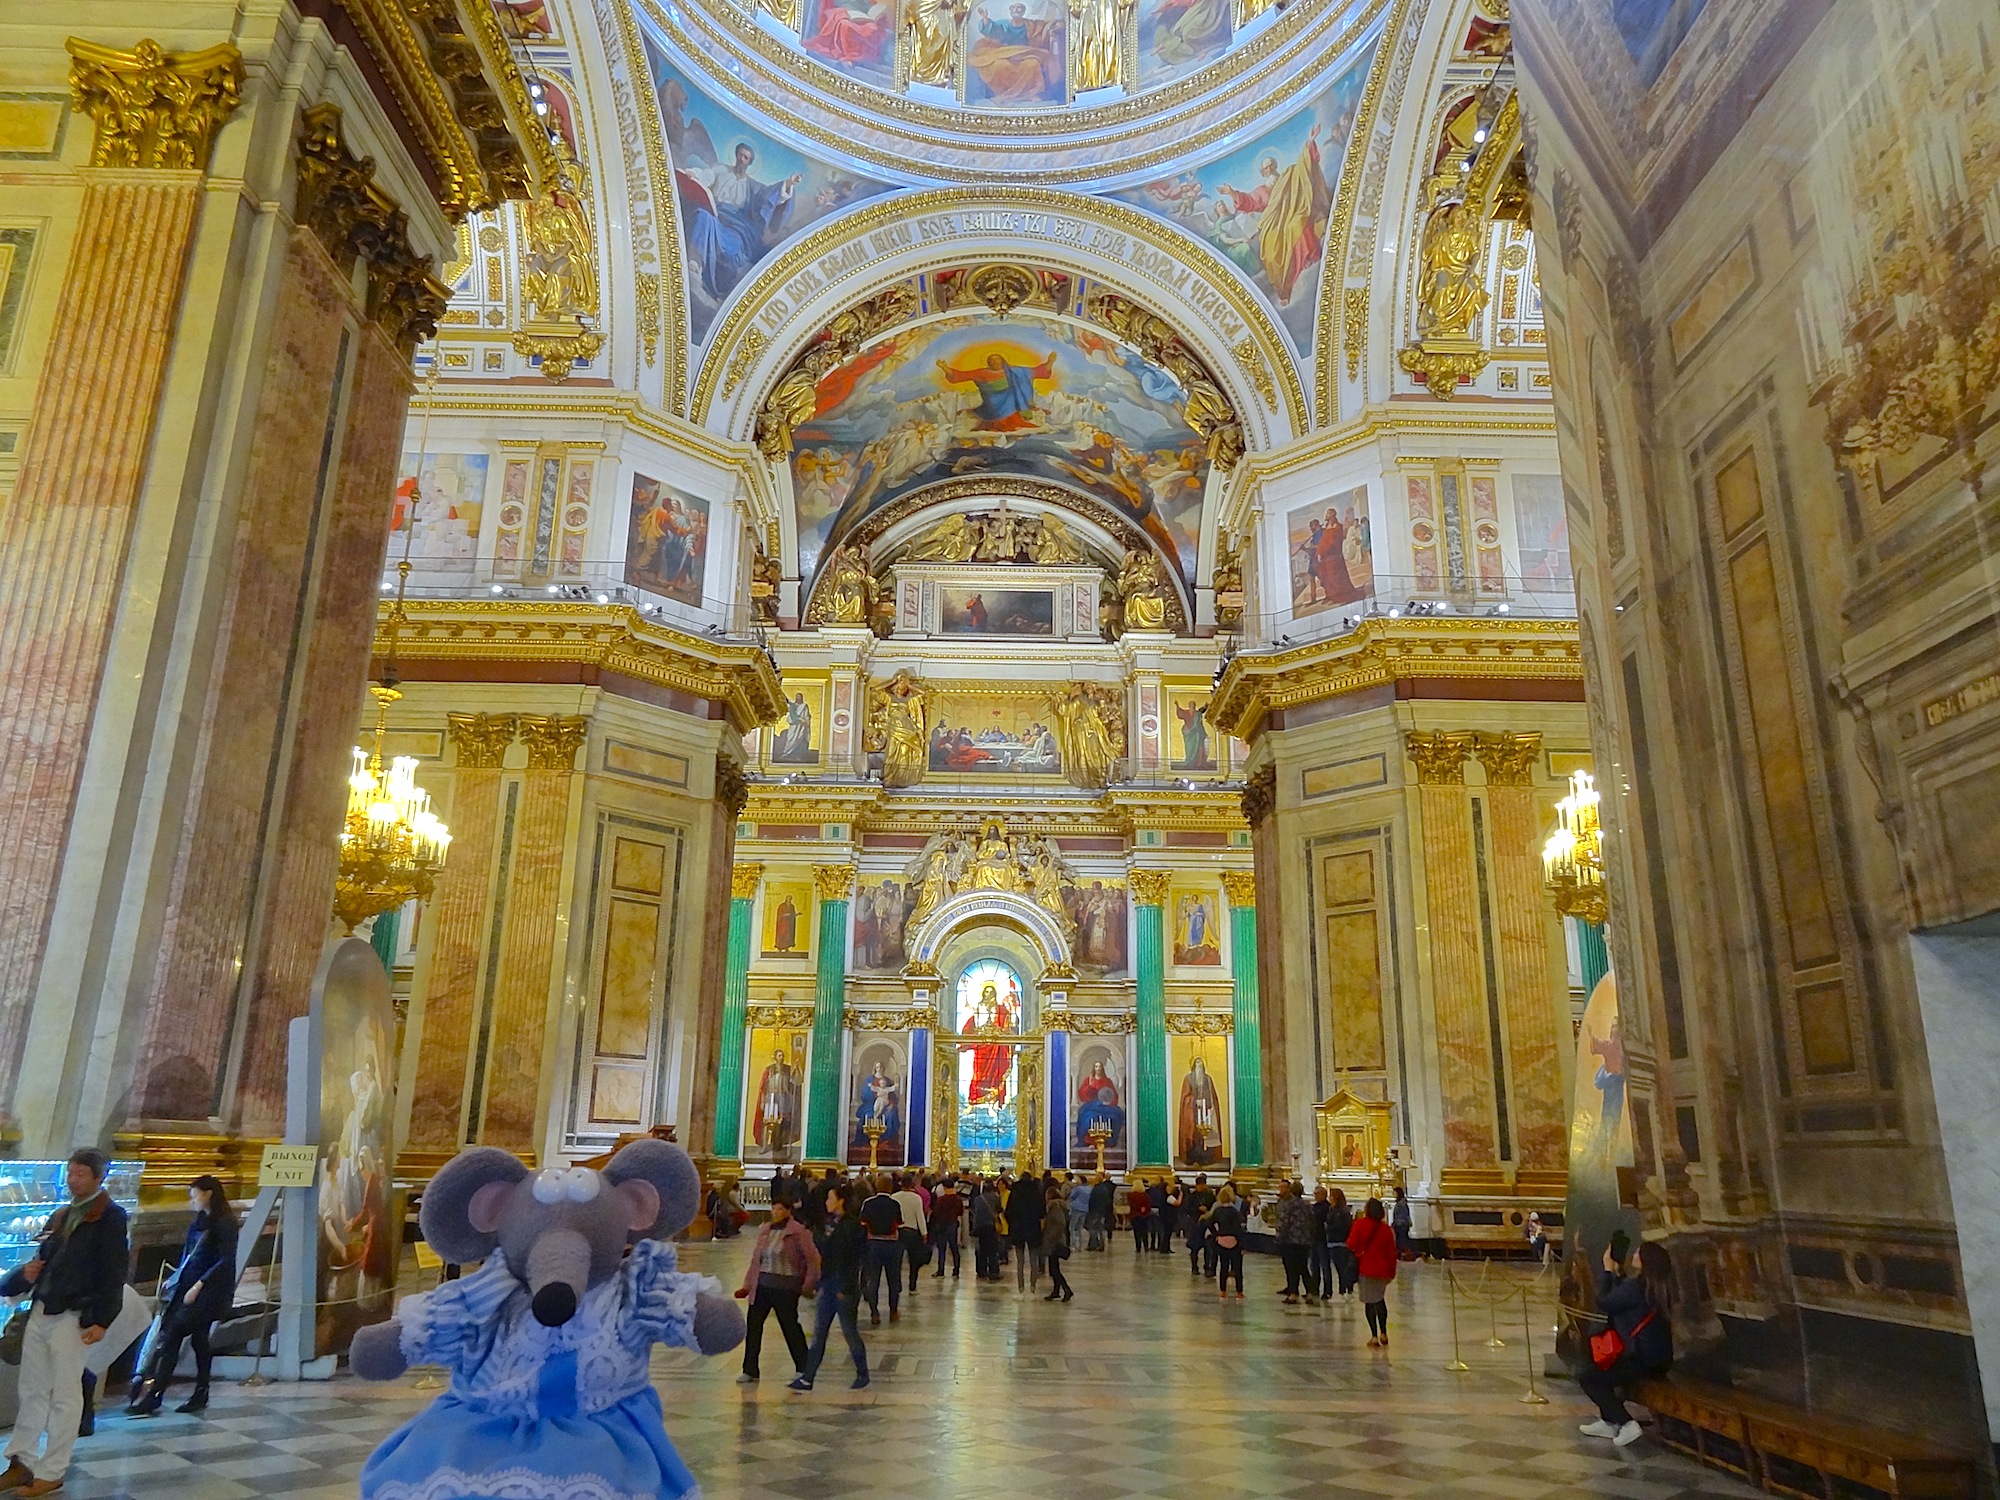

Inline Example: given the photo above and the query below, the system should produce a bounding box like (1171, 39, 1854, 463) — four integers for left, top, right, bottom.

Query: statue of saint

(1070, 0, 1128, 91)
(1118, 551, 1169, 632)
(1027, 513, 1088, 565)
(867, 669, 928, 789)
(1048, 682, 1125, 789)
(903, 512, 980, 563)
(905, 0, 966, 84)
(807, 542, 872, 625)
(1415, 192, 1491, 341)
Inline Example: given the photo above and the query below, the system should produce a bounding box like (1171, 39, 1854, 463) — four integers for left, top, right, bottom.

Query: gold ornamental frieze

(1166, 1011, 1234, 1035)
(842, 1007, 939, 1031)
(746, 1003, 817, 1029)
(1064, 1011, 1136, 1035)
(66, 38, 243, 172)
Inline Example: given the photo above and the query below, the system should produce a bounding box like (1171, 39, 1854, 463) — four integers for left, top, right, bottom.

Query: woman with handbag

(1040, 1184, 1073, 1302)
(1579, 1240, 1675, 1446)
(1206, 1186, 1245, 1300)
(129, 1176, 238, 1415)
(1346, 1197, 1399, 1347)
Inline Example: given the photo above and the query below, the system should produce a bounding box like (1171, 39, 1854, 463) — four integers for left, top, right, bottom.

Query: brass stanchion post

(1443, 1263, 1470, 1372)
(1517, 1285, 1549, 1405)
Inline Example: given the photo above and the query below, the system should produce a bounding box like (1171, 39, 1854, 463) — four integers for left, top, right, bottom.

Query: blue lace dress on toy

(361, 1239, 715, 1500)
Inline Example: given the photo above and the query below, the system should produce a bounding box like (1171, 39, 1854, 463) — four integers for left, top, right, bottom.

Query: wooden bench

(1634, 1376, 1977, 1499)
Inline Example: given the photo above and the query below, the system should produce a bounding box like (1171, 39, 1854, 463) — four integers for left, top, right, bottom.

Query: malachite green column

(711, 864, 763, 1160)
(1576, 917, 1610, 996)
(1132, 870, 1170, 1167)
(1222, 871, 1264, 1167)
(804, 864, 855, 1163)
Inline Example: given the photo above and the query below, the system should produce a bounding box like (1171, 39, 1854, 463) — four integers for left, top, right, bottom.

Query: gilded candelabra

(863, 1115, 886, 1171)
(1540, 769, 1606, 925)
(1086, 1118, 1111, 1176)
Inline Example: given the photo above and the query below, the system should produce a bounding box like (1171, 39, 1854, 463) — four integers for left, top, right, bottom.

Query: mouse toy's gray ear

(421, 1147, 531, 1264)
(603, 1137, 699, 1241)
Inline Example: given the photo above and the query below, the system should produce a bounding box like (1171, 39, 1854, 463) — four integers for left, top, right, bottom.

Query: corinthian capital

(1406, 730, 1475, 785)
(67, 38, 243, 171)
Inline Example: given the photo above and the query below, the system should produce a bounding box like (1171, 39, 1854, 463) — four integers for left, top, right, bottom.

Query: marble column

(1132, 869, 1170, 1168)
(1242, 766, 1289, 1163)
(1408, 731, 1500, 1180)
(711, 863, 762, 1161)
(1222, 871, 1265, 1169)
(477, 714, 587, 1153)
(404, 714, 516, 1168)
(687, 755, 747, 1164)
(804, 864, 854, 1164)
(1577, 920, 1610, 994)
(1475, 731, 1568, 1176)
(0, 41, 241, 1110)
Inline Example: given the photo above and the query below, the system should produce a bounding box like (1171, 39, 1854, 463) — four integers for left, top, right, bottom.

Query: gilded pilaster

(1407, 731, 1499, 1178)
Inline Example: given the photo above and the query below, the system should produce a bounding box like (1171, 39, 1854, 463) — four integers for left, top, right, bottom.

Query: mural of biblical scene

(769, 679, 825, 766)
(790, 314, 1208, 583)
(847, 1035, 909, 1167)
(1136, 0, 1231, 88)
(926, 692, 1064, 778)
(1559, 971, 1639, 1338)
(1512, 473, 1572, 590)
(624, 474, 710, 605)
(956, 959, 1025, 1158)
(963, 0, 1067, 107)
(760, 879, 814, 959)
(851, 877, 911, 972)
(743, 1022, 809, 1162)
(940, 586, 1055, 636)
(1171, 1034, 1230, 1170)
(1286, 483, 1374, 616)
(1168, 691, 1219, 773)
(391, 452, 488, 575)
(1172, 888, 1222, 966)
(1109, 36, 1376, 347)
(1069, 1040, 1129, 1173)
(1611, 0, 1710, 86)
(800, 0, 898, 85)
(316, 947, 400, 1350)
(641, 37, 892, 342)
(1064, 879, 1128, 976)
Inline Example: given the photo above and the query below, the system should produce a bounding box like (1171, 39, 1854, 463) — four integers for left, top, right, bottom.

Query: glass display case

(0, 1160, 143, 1284)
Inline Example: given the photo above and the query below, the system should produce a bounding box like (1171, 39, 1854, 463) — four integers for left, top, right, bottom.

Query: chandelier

(333, 682, 450, 933)
(1541, 769, 1606, 926)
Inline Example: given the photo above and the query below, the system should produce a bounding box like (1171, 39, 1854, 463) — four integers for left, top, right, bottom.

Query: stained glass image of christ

(956, 959, 1024, 1157)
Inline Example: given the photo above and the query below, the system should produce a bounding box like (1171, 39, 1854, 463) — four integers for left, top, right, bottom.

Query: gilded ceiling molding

(1206, 617, 1582, 739)
(65, 38, 242, 171)
(695, 190, 1305, 440)
(602, 0, 691, 412)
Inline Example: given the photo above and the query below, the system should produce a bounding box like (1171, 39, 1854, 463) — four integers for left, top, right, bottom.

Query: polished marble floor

(42, 1238, 1760, 1499)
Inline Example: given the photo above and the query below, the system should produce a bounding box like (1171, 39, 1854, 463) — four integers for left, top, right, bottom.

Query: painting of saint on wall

(852, 877, 911, 971)
(643, 37, 892, 343)
(1169, 691, 1218, 772)
(964, 0, 1067, 107)
(1109, 35, 1376, 348)
(940, 587, 1056, 636)
(1136, 0, 1231, 88)
(744, 1022, 809, 1162)
(625, 474, 710, 605)
(392, 452, 488, 575)
(1064, 879, 1129, 975)
(789, 314, 1208, 584)
(1172, 889, 1221, 966)
(847, 1035, 909, 1167)
(1171, 1035, 1229, 1170)
(1512, 473, 1572, 590)
(1070, 1041, 1129, 1172)
(769, 680, 825, 766)
(925, 694, 1063, 777)
(800, 0, 898, 85)
(1287, 484, 1373, 616)
(761, 880, 814, 959)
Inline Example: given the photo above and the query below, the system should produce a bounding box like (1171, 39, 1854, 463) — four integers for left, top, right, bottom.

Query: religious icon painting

(925, 692, 1064, 778)
(1171, 888, 1223, 966)
(939, 587, 1056, 636)
(961, 0, 1069, 108)
(743, 1022, 809, 1162)
(799, 0, 899, 87)
(1069, 1039, 1130, 1173)
(846, 1034, 909, 1167)
(1135, 0, 1232, 89)
(768, 678, 826, 767)
(851, 877, 912, 972)
(760, 879, 814, 959)
(392, 451, 489, 576)
(1170, 1034, 1230, 1171)
(624, 473, 710, 606)
(1512, 473, 1572, 591)
(1167, 690, 1221, 774)
(1062, 878, 1129, 976)
(956, 959, 1025, 1158)
(1286, 483, 1373, 617)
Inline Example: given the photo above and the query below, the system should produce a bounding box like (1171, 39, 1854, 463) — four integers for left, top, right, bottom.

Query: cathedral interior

(3, 0, 2000, 1480)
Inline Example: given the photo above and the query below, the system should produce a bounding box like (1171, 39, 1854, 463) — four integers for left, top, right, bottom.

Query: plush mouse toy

(351, 1137, 745, 1500)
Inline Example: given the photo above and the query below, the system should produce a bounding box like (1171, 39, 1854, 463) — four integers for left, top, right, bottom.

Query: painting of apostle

(1287, 484, 1374, 615)
(1173, 889, 1221, 966)
(1064, 880, 1128, 975)
(1175, 1047, 1227, 1168)
(771, 686, 821, 765)
(965, 0, 1067, 107)
(1172, 694, 1217, 772)
(761, 880, 813, 958)
(852, 878, 910, 972)
(624, 474, 710, 605)
(750, 1044, 802, 1154)
(800, 0, 897, 85)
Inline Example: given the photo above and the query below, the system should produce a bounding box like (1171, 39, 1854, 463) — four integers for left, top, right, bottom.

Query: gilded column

(1222, 871, 1264, 1169)
(1132, 868, 1171, 1168)
(404, 714, 516, 1169)
(477, 714, 587, 1153)
(803, 863, 855, 1164)
(1408, 731, 1499, 1179)
(1475, 732, 1568, 1176)
(0, 41, 242, 1103)
(711, 863, 763, 1161)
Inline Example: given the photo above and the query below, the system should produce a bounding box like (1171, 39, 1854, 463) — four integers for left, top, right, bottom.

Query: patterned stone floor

(40, 1240, 1761, 1499)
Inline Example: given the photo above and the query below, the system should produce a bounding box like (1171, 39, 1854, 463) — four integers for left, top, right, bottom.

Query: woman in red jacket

(1346, 1197, 1399, 1348)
